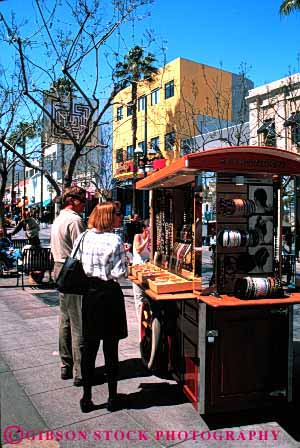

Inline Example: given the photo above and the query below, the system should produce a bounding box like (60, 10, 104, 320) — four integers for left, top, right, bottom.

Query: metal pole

(142, 96, 148, 218)
(132, 157, 136, 216)
(61, 143, 65, 188)
(40, 143, 44, 220)
(22, 140, 26, 216)
(17, 172, 20, 196)
(11, 162, 15, 215)
(50, 157, 53, 203)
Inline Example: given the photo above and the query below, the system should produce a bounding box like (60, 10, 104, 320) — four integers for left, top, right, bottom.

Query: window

(151, 88, 160, 105)
(284, 111, 300, 145)
(116, 106, 123, 121)
(165, 131, 176, 151)
(181, 138, 193, 155)
(150, 136, 160, 151)
(291, 124, 300, 145)
(257, 119, 276, 146)
(165, 80, 174, 99)
(136, 141, 145, 155)
(127, 104, 133, 117)
(116, 148, 123, 163)
(138, 96, 146, 112)
(126, 145, 134, 160)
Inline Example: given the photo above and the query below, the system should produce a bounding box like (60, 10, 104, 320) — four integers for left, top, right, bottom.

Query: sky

(0, 0, 300, 89)
(145, 0, 300, 87)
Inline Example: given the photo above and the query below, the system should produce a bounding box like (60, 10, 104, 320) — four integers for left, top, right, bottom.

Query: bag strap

(72, 231, 88, 258)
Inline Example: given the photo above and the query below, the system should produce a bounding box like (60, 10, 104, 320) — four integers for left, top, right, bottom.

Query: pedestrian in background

(50, 186, 86, 387)
(75, 202, 128, 413)
(10, 210, 40, 246)
(132, 220, 150, 339)
(125, 213, 141, 246)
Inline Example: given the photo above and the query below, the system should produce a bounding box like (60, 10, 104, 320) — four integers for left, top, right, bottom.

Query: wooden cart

(130, 145, 300, 414)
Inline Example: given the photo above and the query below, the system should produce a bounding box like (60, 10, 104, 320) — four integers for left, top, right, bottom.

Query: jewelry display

(217, 229, 259, 248)
(153, 189, 193, 274)
(218, 198, 255, 217)
(235, 276, 283, 299)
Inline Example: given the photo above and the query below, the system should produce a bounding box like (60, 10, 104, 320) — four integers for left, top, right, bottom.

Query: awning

(136, 145, 300, 190)
(257, 119, 275, 134)
(284, 111, 300, 127)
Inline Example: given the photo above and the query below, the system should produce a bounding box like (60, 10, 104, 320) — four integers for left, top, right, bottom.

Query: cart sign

(43, 94, 98, 146)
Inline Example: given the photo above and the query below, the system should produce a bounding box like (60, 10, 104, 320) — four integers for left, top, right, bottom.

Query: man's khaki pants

(54, 262, 83, 380)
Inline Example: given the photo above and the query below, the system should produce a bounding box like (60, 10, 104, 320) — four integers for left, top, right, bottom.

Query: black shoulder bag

(56, 231, 90, 295)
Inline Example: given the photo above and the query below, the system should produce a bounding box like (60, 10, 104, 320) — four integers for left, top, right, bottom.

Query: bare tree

(0, 0, 153, 206)
(172, 63, 254, 156)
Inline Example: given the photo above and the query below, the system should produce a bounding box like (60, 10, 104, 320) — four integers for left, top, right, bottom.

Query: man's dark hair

(62, 186, 86, 207)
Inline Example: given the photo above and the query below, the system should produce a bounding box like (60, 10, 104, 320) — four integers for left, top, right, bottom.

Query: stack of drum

(235, 276, 283, 299)
(218, 198, 256, 217)
(217, 229, 259, 247)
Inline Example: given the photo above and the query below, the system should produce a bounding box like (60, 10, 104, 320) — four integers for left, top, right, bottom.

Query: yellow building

(112, 57, 253, 215)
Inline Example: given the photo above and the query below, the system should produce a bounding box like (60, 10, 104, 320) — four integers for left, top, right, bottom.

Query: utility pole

(22, 138, 26, 216)
(142, 96, 148, 218)
(40, 142, 45, 220)
(11, 161, 15, 215)
(61, 143, 65, 188)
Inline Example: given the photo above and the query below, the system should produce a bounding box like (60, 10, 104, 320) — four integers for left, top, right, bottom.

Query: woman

(132, 221, 150, 337)
(73, 202, 128, 413)
(0, 228, 21, 270)
(132, 220, 150, 265)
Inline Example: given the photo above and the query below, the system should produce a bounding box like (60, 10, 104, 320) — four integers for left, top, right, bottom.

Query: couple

(51, 187, 127, 413)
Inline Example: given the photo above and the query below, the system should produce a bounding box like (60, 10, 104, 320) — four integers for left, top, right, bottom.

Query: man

(51, 186, 86, 386)
(10, 210, 40, 246)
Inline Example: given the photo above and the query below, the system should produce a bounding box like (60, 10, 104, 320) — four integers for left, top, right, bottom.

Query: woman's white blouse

(72, 229, 128, 281)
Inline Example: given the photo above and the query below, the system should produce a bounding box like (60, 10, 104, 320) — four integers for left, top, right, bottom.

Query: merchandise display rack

(131, 146, 300, 414)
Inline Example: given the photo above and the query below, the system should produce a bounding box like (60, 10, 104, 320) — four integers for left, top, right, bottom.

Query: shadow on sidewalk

(93, 358, 187, 410)
(93, 358, 151, 386)
(125, 382, 188, 409)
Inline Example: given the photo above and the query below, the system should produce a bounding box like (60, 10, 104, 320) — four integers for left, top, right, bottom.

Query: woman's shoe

(106, 397, 118, 412)
(80, 398, 95, 413)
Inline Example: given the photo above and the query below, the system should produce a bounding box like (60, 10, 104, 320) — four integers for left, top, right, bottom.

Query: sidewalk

(0, 275, 299, 448)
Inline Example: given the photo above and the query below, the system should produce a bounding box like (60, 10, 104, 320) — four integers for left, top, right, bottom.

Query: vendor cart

(130, 145, 300, 414)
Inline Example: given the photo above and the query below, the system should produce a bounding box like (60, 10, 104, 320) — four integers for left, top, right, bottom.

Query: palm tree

(280, 0, 300, 15)
(114, 46, 157, 213)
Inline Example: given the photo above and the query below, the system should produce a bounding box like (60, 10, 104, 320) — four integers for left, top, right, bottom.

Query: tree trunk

(0, 169, 8, 233)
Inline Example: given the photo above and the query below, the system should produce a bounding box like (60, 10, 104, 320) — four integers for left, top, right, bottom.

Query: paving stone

(17, 307, 59, 319)
(0, 329, 56, 351)
(0, 354, 10, 373)
(57, 411, 164, 448)
(1, 343, 58, 371)
(13, 363, 73, 395)
(171, 423, 299, 448)
(123, 380, 203, 447)
(1, 278, 300, 448)
(30, 384, 110, 428)
(0, 370, 48, 445)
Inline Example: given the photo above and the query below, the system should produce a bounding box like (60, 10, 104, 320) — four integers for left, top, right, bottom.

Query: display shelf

(194, 291, 300, 307)
(148, 277, 194, 294)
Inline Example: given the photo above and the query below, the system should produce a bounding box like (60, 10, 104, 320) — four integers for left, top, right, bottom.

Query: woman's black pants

(81, 337, 119, 393)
